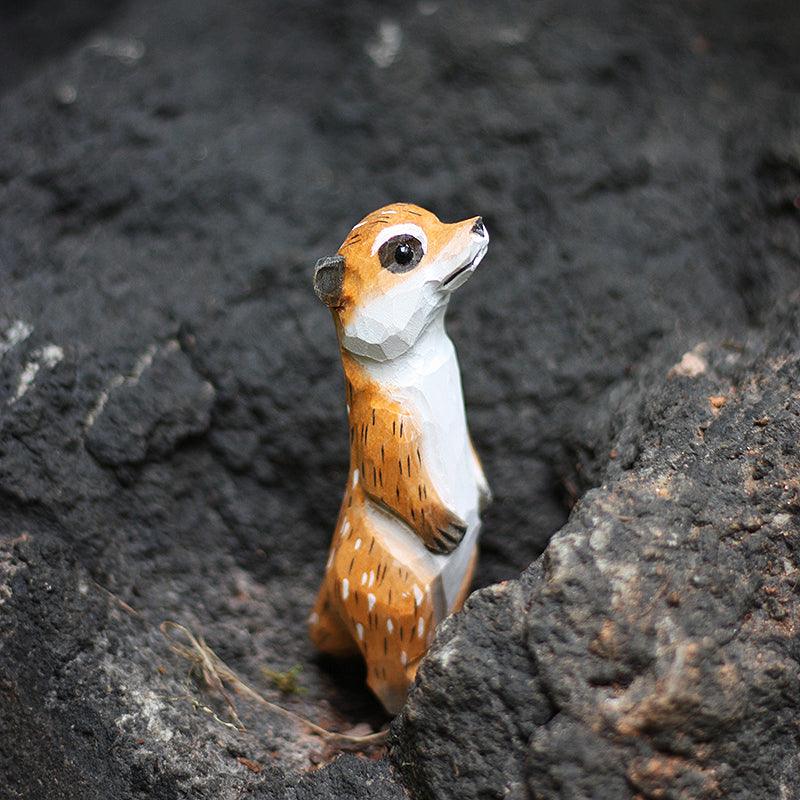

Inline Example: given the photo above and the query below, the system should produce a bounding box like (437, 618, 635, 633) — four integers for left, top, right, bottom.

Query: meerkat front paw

(423, 510, 468, 555)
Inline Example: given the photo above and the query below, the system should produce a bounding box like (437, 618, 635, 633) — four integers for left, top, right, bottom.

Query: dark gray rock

(395, 577, 553, 799)
(0, 0, 798, 797)
(0, 535, 404, 799)
(394, 308, 800, 799)
(85, 341, 216, 468)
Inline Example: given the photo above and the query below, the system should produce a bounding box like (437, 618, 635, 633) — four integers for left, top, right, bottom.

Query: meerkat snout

(471, 217, 486, 237)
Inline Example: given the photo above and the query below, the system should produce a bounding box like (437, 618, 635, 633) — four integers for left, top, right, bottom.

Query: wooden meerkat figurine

(309, 203, 491, 713)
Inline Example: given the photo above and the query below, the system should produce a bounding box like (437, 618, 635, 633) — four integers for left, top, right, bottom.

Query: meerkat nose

(471, 217, 486, 237)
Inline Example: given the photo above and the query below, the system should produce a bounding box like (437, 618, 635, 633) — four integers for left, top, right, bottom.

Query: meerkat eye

(378, 234, 424, 273)
(395, 242, 414, 265)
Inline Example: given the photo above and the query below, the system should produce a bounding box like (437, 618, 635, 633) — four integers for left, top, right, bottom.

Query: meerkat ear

(313, 255, 345, 307)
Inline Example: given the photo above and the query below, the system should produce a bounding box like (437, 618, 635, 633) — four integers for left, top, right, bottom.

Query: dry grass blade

(160, 621, 388, 747)
(183, 625, 243, 729)
(93, 581, 141, 617)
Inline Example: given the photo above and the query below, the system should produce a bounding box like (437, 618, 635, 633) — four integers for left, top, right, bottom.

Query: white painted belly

(358, 322, 482, 613)
(410, 355, 479, 521)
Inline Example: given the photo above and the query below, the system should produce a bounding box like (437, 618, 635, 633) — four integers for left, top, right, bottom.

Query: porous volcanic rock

(394, 308, 800, 799)
(0, 0, 798, 798)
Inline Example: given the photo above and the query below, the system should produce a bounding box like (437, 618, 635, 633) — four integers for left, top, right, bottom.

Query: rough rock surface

(0, 0, 798, 798)
(395, 309, 800, 799)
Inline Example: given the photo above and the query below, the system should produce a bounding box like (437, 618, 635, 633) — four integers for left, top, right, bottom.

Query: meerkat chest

(361, 334, 479, 520)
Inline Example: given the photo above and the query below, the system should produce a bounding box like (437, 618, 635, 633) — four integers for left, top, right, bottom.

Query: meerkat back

(308, 203, 491, 714)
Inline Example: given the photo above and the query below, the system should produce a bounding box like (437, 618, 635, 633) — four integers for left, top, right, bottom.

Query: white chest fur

(355, 311, 479, 519)
(349, 311, 481, 610)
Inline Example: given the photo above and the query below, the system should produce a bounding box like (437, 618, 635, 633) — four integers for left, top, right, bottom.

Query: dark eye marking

(377, 234, 424, 273)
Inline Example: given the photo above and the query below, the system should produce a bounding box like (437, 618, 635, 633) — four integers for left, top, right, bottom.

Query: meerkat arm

(349, 403, 468, 554)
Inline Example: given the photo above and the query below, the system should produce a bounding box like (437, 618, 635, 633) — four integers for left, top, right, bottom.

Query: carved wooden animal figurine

(309, 203, 491, 713)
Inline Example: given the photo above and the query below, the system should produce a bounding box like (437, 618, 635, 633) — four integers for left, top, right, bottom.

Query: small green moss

(261, 664, 306, 695)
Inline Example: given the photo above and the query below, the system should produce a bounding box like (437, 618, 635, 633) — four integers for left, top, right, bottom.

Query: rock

(394, 307, 800, 799)
(0, 0, 798, 798)
(85, 340, 216, 469)
(394, 578, 552, 799)
(0, 536, 402, 799)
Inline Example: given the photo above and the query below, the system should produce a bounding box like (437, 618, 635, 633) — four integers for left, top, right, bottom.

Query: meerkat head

(313, 203, 489, 361)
